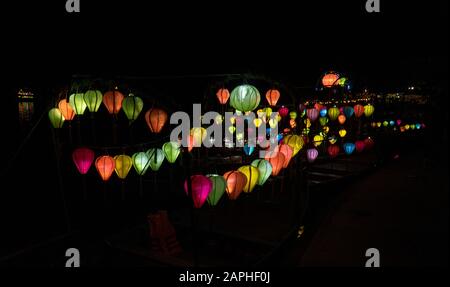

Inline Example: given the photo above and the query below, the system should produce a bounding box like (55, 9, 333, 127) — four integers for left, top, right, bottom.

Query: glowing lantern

(304, 118, 312, 128)
(322, 72, 339, 87)
(122, 94, 144, 121)
(364, 104, 375, 117)
(265, 89, 280, 106)
(269, 118, 278, 128)
(343, 143, 356, 155)
(313, 135, 324, 147)
(289, 119, 297, 128)
(184, 175, 213, 208)
(132, 152, 150, 175)
(58, 99, 75, 121)
(147, 148, 165, 171)
(162, 142, 180, 163)
(354, 104, 365, 118)
(69, 93, 87, 115)
(187, 135, 194, 152)
(338, 114, 346, 125)
(339, 129, 347, 137)
(279, 144, 293, 168)
(48, 108, 65, 128)
(278, 106, 289, 117)
(95, 156, 115, 181)
(265, 107, 273, 118)
(410, 124, 416, 130)
(216, 88, 230, 105)
(329, 135, 338, 144)
(337, 77, 347, 87)
(400, 126, 406, 133)
(223, 171, 247, 200)
(314, 103, 324, 111)
(376, 122, 382, 128)
(254, 118, 263, 127)
(190, 127, 207, 147)
(298, 103, 306, 113)
(230, 84, 261, 112)
(243, 145, 255, 156)
(256, 109, 265, 118)
(289, 111, 297, 119)
(251, 159, 272, 186)
(264, 152, 285, 176)
(307, 148, 319, 163)
(228, 126, 236, 134)
(83, 90, 103, 113)
(383, 121, 389, 127)
(237, 165, 260, 193)
(319, 108, 327, 117)
(319, 117, 329, 126)
(405, 124, 410, 130)
(206, 175, 226, 206)
(283, 135, 304, 156)
(103, 90, 124, 114)
(328, 107, 340, 121)
(145, 108, 168, 133)
(306, 109, 319, 122)
(323, 126, 330, 134)
(343, 106, 354, 118)
(415, 123, 421, 129)
(327, 144, 340, 158)
(72, 147, 95, 174)
(215, 114, 223, 125)
(355, 141, 365, 153)
(396, 119, 402, 126)
(364, 137, 375, 151)
(389, 120, 395, 127)
(114, 155, 132, 179)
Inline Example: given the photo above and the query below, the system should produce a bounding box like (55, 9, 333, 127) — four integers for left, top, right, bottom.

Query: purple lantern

(307, 148, 319, 163)
(184, 175, 213, 208)
(306, 108, 319, 122)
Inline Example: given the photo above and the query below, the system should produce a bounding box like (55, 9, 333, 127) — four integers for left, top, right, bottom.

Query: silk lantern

(319, 108, 327, 117)
(328, 107, 340, 121)
(339, 129, 347, 137)
(306, 108, 319, 122)
(69, 93, 87, 115)
(216, 88, 230, 105)
(191, 127, 207, 146)
(278, 106, 289, 117)
(289, 119, 297, 128)
(338, 114, 346, 125)
(114, 155, 133, 179)
(243, 145, 255, 156)
(253, 118, 263, 127)
(145, 108, 168, 133)
(355, 140, 365, 153)
(354, 104, 365, 118)
(396, 119, 402, 126)
(329, 135, 338, 144)
(327, 144, 340, 158)
(289, 111, 297, 119)
(343, 143, 356, 155)
(122, 94, 144, 121)
(265, 89, 280, 106)
(103, 90, 124, 114)
(95, 155, 115, 181)
(319, 117, 329, 126)
(83, 90, 103, 113)
(132, 152, 151, 175)
(223, 171, 247, 200)
(251, 159, 272, 186)
(162, 141, 180, 163)
(264, 152, 285, 176)
(72, 147, 95, 174)
(49, 108, 65, 128)
(279, 144, 293, 168)
(147, 148, 165, 171)
(343, 106, 354, 118)
(322, 72, 339, 87)
(237, 165, 260, 193)
(307, 148, 319, 163)
(58, 99, 75, 121)
(206, 175, 226, 206)
(230, 84, 261, 112)
(283, 135, 304, 156)
(313, 135, 324, 147)
(314, 103, 324, 111)
(364, 104, 375, 117)
(184, 175, 213, 208)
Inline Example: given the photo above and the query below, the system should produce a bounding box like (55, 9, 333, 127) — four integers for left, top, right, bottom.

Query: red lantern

(145, 108, 168, 133)
(264, 152, 285, 176)
(314, 103, 324, 111)
(72, 148, 95, 174)
(354, 104, 365, 118)
(95, 155, 115, 181)
(364, 137, 375, 150)
(265, 89, 280, 106)
(278, 106, 289, 118)
(223, 171, 247, 200)
(327, 144, 340, 158)
(278, 144, 293, 168)
(322, 73, 339, 87)
(103, 90, 125, 114)
(184, 175, 213, 208)
(355, 140, 365, 153)
(216, 88, 230, 105)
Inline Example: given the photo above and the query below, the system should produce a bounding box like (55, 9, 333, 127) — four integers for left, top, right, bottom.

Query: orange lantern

(145, 108, 168, 133)
(223, 171, 247, 200)
(95, 155, 115, 181)
(216, 88, 230, 105)
(264, 152, 285, 176)
(265, 89, 280, 106)
(103, 90, 125, 114)
(338, 114, 346, 125)
(322, 72, 339, 87)
(278, 144, 293, 168)
(58, 99, 75, 121)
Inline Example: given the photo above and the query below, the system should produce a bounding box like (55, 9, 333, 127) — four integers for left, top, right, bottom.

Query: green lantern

(328, 107, 340, 121)
(146, 148, 165, 171)
(206, 174, 226, 206)
(48, 108, 65, 128)
(230, 84, 261, 112)
(69, 93, 87, 115)
(319, 117, 329, 126)
(251, 159, 272, 186)
(83, 90, 103, 112)
(162, 141, 180, 163)
(122, 94, 144, 122)
(132, 152, 150, 175)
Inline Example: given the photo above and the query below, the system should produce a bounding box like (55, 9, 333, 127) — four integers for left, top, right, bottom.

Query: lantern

(265, 107, 273, 118)
(322, 72, 339, 87)
(187, 135, 194, 152)
(415, 123, 421, 129)
(265, 89, 280, 106)
(145, 108, 168, 133)
(307, 148, 319, 163)
(243, 145, 255, 156)
(355, 141, 365, 153)
(354, 104, 365, 118)
(147, 148, 165, 171)
(327, 144, 340, 158)
(343, 143, 356, 155)
(328, 107, 340, 121)
(103, 90, 124, 114)
(382, 121, 389, 127)
(253, 118, 263, 127)
(48, 108, 65, 128)
(283, 135, 304, 156)
(223, 171, 247, 200)
(237, 165, 260, 193)
(206, 175, 226, 206)
(230, 84, 261, 112)
(132, 152, 150, 175)
(338, 114, 346, 125)
(319, 108, 327, 117)
(191, 127, 207, 146)
(83, 90, 103, 113)
(122, 94, 144, 121)
(389, 120, 395, 127)
(337, 77, 347, 87)
(278, 106, 289, 117)
(58, 99, 75, 121)
(364, 104, 375, 117)
(329, 135, 338, 144)
(289, 111, 297, 119)
(343, 106, 354, 118)
(319, 117, 329, 126)
(323, 126, 330, 134)
(184, 175, 213, 208)
(313, 135, 324, 147)
(405, 124, 410, 130)
(277, 144, 293, 168)
(72, 147, 95, 174)
(397, 119, 402, 126)
(162, 142, 180, 163)
(376, 122, 382, 128)
(69, 93, 87, 115)
(264, 152, 285, 176)
(314, 103, 324, 111)
(114, 155, 133, 179)
(251, 159, 272, 186)
(268, 118, 278, 128)
(95, 155, 115, 181)
(216, 88, 230, 105)
(289, 119, 297, 129)
(215, 114, 223, 125)
(306, 109, 319, 122)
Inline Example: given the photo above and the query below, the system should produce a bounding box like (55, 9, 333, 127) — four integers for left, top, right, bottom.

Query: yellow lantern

(405, 124, 410, 130)
(276, 114, 282, 122)
(190, 127, 207, 146)
(265, 107, 273, 118)
(323, 126, 330, 134)
(256, 109, 265, 118)
(228, 126, 236, 134)
(283, 135, 304, 156)
(229, 116, 236, 125)
(304, 119, 311, 128)
(215, 114, 223, 125)
(329, 135, 338, 144)
(364, 104, 375, 117)
(376, 122, 382, 128)
(269, 118, 278, 128)
(253, 118, 263, 127)
(313, 135, 324, 147)
(114, 155, 133, 179)
(237, 165, 260, 193)
(339, 129, 347, 137)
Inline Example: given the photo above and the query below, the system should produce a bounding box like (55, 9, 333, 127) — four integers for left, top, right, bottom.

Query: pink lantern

(306, 109, 319, 122)
(307, 148, 319, 163)
(278, 106, 289, 118)
(355, 140, 365, 153)
(396, 119, 402, 126)
(72, 148, 95, 174)
(184, 175, 213, 208)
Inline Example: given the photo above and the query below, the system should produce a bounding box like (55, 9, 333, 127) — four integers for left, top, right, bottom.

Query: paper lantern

(230, 84, 260, 112)
(319, 108, 327, 117)
(289, 119, 297, 128)
(48, 108, 65, 128)
(83, 90, 103, 113)
(396, 119, 402, 126)
(323, 126, 330, 134)
(72, 147, 95, 174)
(313, 135, 324, 147)
(95, 156, 115, 181)
(329, 135, 338, 144)
(253, 118, 263, 128)
(278, 144, 293, 168)
(383, 121, 389, 127)
(338, 114, 346, 125)
(405, 124, 410, 130)
(122, 94, 144, 121)
(147, 148, 165, 171)
(415, 123, 421, 129)
(145, 108, 168, 133)
(278, 106, 289, 117)
(364, 104, 375, 117)
(103, 90, 124, 114)
(216, 88, 230, 105)
(265, 107, 273, 118)
(184, 175, 212, 208)
(343, 106, 354, 118)
(322, 72, 339, 87)
(314, 103, 324, 111)
(187, 135, 194, 152)
(265, 152, 285, 176)
(337, 77, 347, 87)
(327, 144, 340, 158)
(223, 171, 247, 200)
(162, 141, 180, 163)
(298, 103, 306, 113)
(114, 155, 133, 179)
(132, 152, 150, 175)
(343, 143, 356, 155)
(354, 104, 365, 118)
(243, 145, 255, 156)
(206, 175, 226, 206)
(307, 148, 319, 163)
(355, 140, 365, 153)
(328, 107, 340, 121)
(289, 111, 297, 119)
(251, 159, 272, 186)
(69, 93, 87, 115)
(339, 129, 347, 138)
(237, 165, 260, 193)
(268, 118, 278, 129)
(319, 117, 329, 126)
(58, 99, 75, 121)
(190, 127, 207, 146)
(283, 135, 304, 156)
(265, 89, 280, 106)
(389, 120, 395, 126)
(306, 109, 319, 122)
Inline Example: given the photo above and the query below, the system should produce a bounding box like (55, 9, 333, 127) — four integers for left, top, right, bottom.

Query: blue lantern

(343, 106, 354, 118)
(416, 123, 421, 129)
(243, 145, 255, 156)
(389, 120, 395, 126)
(343, 143, 356, 155)
(277, 134, 284, 143)
(319, 108, 327, 117)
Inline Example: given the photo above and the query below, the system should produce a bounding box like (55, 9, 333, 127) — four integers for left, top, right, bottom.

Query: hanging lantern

(329, 135, 338, 144)
(322, 72, 340, 87)
(337, 77, 347, 87)
(72, 147, 95, 174)
(253, 118, 263, 128)
(376, 122, 382, 128)
(264, 152, 285, 176)
(313, 135, 324, 147)
(268, 118, 278, 128)
(184, 175, 213, 208)
(306, 109, 319, 122)
(298, 103, 306, 113)
(338, 114, 346, 125)
(327, 144, 340, 158)
(383, 121, 389, 127)
(314, 103, 324, 111)
(289, 119, 297, 128)
(237, 165, 260, 193)
(265, 107, 273, 118)
(58, 99, 75, 121)
(215, 114, 223, 125)
(283, 135, 304, 156)
(400, 126, 406, 133)
(355, 140, 365, 153)
(323, 126, 330, 134)
(48, 108, 65, 128)
(265, 89, 280, 106)
(405, 124, 410, 130)
(190, 127, 207, 146)
(103, 90, 124, 114)
(328, 107, 340, 121)
(289, 111, 297, 119)
(187, 135, 194, 152)
(251, 159, 272, 186)
(145, 108, 168, 133)
(278, 106, 289, 117)
(122, 94, 144, 122)
(343, 143, 356, 155)
(307, 148, 319, 163)
(396, 119, 402, 126)
(279, 144, 293, 168)
(216, 88, 230, 105)
(389, 120, 395, 126)
(95, 155, 115, 181)
(319, 108, 327, 117)
(132, 152, 151, 175)
(230, 84, 261, 112)
(114, 155, 133, 179)
(243, 145, 255, 156)
(223, 171, 247, 200)
(319, 117, 329, 126)
(354, 104, 365, 118)
(228, 126, 236, 134)
(343, 106, 354, 118)
(69, 93, 87, 115)
(83, 90, 103, 113)
(162, 142, 180, 163)
(339, 129, 347, 137)
(364, 104, 375, 117)
(415, 123, 421, 129)
(147, 148, 165, 171)
(206, 175, 226, 206)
